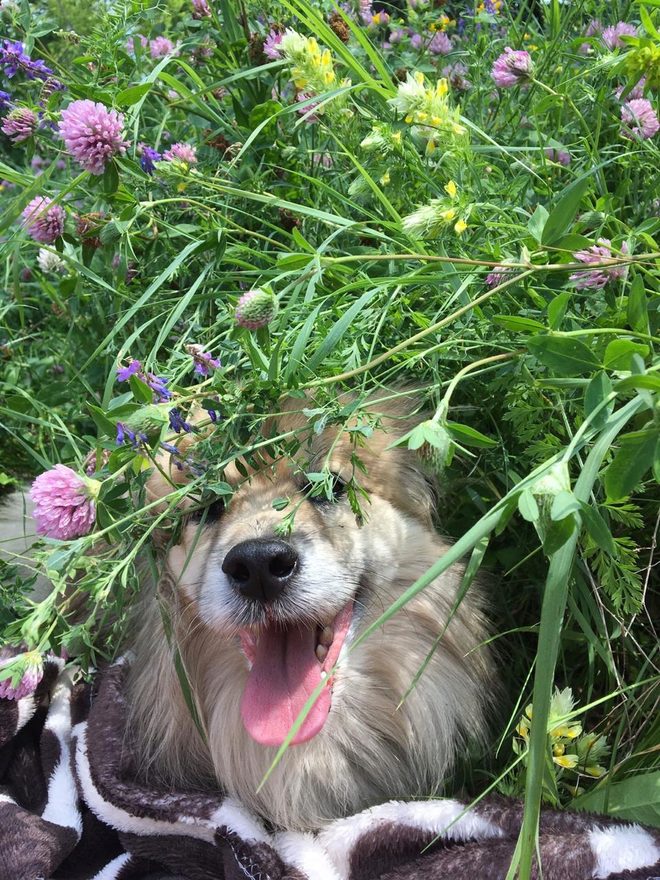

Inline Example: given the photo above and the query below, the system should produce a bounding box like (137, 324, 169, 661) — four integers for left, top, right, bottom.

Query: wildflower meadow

(1, 0, 659, 872)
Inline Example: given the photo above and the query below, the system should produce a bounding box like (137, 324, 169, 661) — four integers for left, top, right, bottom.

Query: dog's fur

(2, 393, 494, 832)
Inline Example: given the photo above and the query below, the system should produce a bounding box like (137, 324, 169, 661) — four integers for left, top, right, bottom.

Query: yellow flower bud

(454, 218, 467, 234)
(444, 180, 458, 198)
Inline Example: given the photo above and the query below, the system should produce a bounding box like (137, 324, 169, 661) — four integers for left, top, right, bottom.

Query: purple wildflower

(22, 197, 65, 244)
(163, 142, 197, 164)
(1, 107, 37, 143)
(615, 78, 646, 101)
(485, 265, 514, 287)
(296, 92, 320, 121)
(186, 343, 221, 376)
(442, 63, 471, 92)
(0, 40, 30, 78)
(192, 0, 212, 17)
(207, 408, 218, 423)
(235, 288, 278, 329)
(59, 99, 129, 175)
(570, 240, 629, 290)
(602, 22, 637, 50)
(0, 90, 11, 111)
(117, 358, 172, 402)
(585, 20, 602, 38)
(620, 99, 659, 140)
(138, 142, 161, 174)
(544, 147, 571, 166)
(491, 47, 533, 88)
(0, 651, 44, 701)
(150, 36, 175, 58)
(168, 408, 192, 434)
(429, 32, 452, 55)
(116, 359, 142, 382)
(263, 29, 283, 60)
(30, 464, 99, 539)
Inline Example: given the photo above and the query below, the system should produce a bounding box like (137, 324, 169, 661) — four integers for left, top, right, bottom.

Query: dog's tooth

(315, 644, 328, 663)
(319, 626, 334, 647)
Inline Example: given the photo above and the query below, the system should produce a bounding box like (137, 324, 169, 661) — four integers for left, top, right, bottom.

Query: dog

(1, 392, 493, 831)
(124, 391, 494, 831)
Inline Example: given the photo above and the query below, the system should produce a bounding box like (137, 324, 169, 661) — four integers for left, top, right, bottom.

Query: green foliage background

(0, 0, 659, 870)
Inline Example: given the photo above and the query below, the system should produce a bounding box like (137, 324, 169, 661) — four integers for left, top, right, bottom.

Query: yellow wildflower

(444, 180, 458, 198)
(553, 754, 578, 769)
(454, 218, 467, 234)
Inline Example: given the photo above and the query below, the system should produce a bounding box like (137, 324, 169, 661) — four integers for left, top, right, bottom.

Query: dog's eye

(190, 497, 226, 524)
(303, 473, 346, 504)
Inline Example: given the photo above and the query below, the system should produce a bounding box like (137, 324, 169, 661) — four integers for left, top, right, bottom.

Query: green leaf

(87, 404, 117, 439)
(550, 490, 581, 521)
(627, 274, 649, 333)
(543, 513, 578, 555)
(306, 287, 381, 372)
(129, 375, 154, 405)
(528, 204, 549, 243)
(547, 292, 570, 330)
(492, 315, 545, 333)
(571, 771, 660, 826)
(102, 160, 119, 195)
(604, 428, 659, 501)
(116, 83, 153, 106)
(584, 371, 613, 430)
(528, 335, 601, 375)
(615, 374, 660, 392)
(518, 489, 540, 522)
(541, 176, 590, 245)
(446, 421, 497, 448)
(580, 503, 615, 554)
(603, 339, 649, 371)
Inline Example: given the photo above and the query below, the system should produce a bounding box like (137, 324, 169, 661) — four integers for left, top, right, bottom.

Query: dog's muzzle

(222, 538, 298, 602)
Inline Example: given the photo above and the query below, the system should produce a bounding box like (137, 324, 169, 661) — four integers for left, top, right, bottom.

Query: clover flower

(491, 47, 533, 88)
(570, 240, 629, 290)
(59, 100, 129, 175)
(263, 29, 283, 60)
(412, 31, 452, 55)
(235, 288, 278, 329)
(192, 0, 211, 17)
(441, 62, 471, 92)
(37, 248, 67, 274)
(163, 142, 197, 165)
(150, 36, 175, 58)
(30, 464, 100, 539)
(0, 650, 44, 700)
(1, 107, 37, 143)
(602, 22, 637, 51)
(620, 98, 659, 140)
(614, 77, 646, 102)
(22, 196, 65, 244)
(544, 147, 571, 166)
(138, 142, 161, 174)
(485, 263, 514, 287)
(186, 343, 221, 376)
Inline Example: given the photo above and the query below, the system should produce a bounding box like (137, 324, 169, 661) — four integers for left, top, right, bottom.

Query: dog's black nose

(222, 539, 298, 602)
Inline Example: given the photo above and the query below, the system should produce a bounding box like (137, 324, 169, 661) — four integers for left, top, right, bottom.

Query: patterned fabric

(0, 656, 658, 880)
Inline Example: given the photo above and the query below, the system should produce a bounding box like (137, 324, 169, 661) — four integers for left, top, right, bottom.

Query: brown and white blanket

(0, 655, 658, 880)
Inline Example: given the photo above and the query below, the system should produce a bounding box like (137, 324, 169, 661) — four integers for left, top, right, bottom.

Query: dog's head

(149, 392, 441, 746)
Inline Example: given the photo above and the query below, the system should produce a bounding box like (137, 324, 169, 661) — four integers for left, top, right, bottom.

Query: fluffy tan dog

(127, 393, 493, 831)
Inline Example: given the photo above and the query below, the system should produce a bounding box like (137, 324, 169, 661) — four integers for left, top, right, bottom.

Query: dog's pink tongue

(240, 624, 330, 747)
